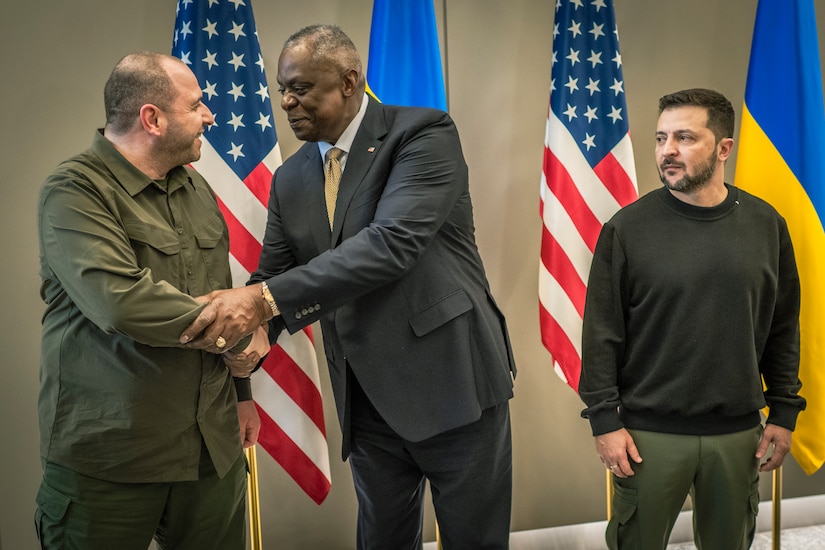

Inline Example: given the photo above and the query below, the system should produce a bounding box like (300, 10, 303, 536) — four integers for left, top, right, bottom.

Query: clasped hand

(223, 325, 271, 378)
(179, 285, 273, 354)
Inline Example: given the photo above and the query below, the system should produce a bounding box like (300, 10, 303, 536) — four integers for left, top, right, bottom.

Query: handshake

(179, 284, 276, 377)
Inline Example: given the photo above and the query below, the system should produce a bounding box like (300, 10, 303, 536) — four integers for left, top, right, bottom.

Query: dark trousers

(348, 378, 512, 550)
(35, 444, 247, 550)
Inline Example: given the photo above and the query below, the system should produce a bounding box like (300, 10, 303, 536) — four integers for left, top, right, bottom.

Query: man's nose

(661, 136, 679, 156)
(202, 104, 215, 125)
(280, 92, 297, 111)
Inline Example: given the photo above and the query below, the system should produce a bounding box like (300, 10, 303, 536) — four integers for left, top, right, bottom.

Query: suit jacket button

(295, 312, 302, 320)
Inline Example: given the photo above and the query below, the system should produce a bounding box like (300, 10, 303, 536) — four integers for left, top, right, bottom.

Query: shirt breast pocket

(194, 215, 230, 291)
(124, 221, 183, 289)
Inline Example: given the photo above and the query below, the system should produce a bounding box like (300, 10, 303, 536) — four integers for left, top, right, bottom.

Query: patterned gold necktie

(324, 147, 343, 229)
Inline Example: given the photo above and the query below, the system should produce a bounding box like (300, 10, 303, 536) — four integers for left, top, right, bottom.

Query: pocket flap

(409, 290, 473, 337)
(35, 482, 71, 522)
(194, 216, 225, 249)
(125, 221, 180, 255)
(611, 483, 637, 524)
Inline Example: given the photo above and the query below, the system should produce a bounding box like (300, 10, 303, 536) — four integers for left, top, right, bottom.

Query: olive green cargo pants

(35, 445, 247, 550)
(607, 426, 762, 550)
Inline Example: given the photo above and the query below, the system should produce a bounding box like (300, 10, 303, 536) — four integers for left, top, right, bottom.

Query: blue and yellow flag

(735, 0, 825, 475)
(366, 0, 447, 110)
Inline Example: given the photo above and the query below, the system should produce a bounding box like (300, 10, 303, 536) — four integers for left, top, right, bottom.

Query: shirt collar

(318, 92, 369, 167)
(91, 129, 192, 196)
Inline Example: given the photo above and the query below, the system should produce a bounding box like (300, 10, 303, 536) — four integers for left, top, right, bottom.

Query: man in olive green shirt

(35, 52, 263, 549)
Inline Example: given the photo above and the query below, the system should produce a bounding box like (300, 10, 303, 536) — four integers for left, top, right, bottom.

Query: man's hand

(179, 285, 272, 353)
(238, 399, 261, 449)
(223, 325, 271, 378)
(756, 424, 792, 472)
(595, 428, 643, 478)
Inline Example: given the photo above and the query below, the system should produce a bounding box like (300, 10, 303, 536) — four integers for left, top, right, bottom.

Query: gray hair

(283, 24, 363, 79)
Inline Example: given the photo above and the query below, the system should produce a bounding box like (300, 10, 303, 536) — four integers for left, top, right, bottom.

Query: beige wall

(2, 1, 825, 548)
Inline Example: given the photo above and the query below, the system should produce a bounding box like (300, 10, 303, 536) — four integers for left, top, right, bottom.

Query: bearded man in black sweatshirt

(580, 88, 805, 550)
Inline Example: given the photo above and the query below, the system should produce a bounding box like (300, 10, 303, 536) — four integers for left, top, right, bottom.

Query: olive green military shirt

(38, 130, 249, 482)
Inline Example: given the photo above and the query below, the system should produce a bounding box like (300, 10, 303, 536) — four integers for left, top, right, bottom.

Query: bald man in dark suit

(181, 24, 516, 549)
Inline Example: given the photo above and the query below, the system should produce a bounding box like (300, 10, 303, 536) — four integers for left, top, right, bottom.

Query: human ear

(139, 104, 163, 135)
(717, 137, 734, 161)
(341, 69, 359, 97)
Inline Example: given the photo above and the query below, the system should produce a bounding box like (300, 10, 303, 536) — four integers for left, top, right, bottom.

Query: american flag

(539, 0, 637, 392)
(172, 0, 331, 504)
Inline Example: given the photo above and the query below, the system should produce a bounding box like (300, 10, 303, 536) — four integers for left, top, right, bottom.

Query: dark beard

(659, 149, 718, 194)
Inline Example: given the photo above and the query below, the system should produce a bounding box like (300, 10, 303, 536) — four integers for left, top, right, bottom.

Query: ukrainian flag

(735, 0, 825, 475)
(366, 0, 447, 110)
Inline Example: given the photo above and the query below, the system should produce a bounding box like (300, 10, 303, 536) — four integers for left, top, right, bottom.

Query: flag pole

(433, 478, 442, 549)
(246, 446, 263, 550)
(605, 470, 613, 519)
(771, 466, 782, 550)
(440, 0, 450, 111)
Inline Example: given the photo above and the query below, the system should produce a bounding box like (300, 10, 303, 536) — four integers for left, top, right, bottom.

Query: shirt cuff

(228, 333, 253, 354)
(233, 376, 253, 401)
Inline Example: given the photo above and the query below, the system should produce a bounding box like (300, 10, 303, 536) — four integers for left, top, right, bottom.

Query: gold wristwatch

(261, 281, 279, 317)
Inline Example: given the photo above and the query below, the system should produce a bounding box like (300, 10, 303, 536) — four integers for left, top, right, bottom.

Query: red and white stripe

(539, 110, 637, 391)
(195, 138, 331, 504)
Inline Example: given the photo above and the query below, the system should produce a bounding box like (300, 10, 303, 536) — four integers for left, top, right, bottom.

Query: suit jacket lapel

(331, 99, 389, 244)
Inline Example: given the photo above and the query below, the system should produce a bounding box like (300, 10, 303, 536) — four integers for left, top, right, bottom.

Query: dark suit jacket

(252, 98, 516, 458)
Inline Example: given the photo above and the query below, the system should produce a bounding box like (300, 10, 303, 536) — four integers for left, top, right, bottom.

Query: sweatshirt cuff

(233, 376, 253, 402)
(584, 408, 625, 437)
(766, 402, 803, 432)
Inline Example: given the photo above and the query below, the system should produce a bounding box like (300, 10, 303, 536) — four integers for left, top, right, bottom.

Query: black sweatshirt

(580, 184, 805, 436)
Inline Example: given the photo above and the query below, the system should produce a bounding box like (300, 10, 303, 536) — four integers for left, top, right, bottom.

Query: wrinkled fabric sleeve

(580, 223, 627, 436)
(39, 178, 205, 347)
(761, 219, 805, 430)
